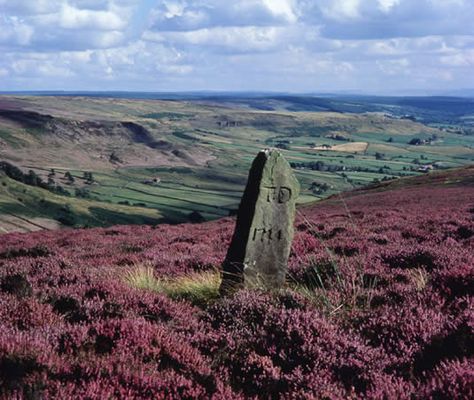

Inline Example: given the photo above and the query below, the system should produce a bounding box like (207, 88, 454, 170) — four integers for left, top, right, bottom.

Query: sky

(0, 0, 473, 94)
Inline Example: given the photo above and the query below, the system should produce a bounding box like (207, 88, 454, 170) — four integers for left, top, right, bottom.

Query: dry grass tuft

(124, 264, 164, 292)
(409, 268, 429, 291)
(124, 264, 221, 306)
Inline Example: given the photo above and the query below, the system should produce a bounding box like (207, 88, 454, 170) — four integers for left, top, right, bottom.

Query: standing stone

(220, 149, 299, 293)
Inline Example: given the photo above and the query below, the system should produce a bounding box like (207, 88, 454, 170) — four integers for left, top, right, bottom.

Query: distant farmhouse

(142, 177, 161, 185)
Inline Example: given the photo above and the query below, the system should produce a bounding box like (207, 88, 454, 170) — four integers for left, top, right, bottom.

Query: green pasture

(0, 174, 163, 233)
(1, 95, 474, 231)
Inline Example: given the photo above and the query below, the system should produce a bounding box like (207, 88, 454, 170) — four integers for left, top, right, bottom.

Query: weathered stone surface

(220, 149, 299, 293)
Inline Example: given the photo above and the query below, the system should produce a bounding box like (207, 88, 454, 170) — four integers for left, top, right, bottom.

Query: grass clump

(124, 264, 221, 307)
(124, 265, 165, 292)
(409, 268, 429, 291)
(289, 267, 377, 316)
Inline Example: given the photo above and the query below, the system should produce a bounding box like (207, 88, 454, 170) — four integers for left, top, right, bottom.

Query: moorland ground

(0, 166, 472, 398)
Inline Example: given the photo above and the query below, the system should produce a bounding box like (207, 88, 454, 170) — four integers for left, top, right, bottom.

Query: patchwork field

(1, 94, 473, 232)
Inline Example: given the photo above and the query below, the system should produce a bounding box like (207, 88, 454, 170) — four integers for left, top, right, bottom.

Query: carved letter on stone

(278, 187, 292, 203)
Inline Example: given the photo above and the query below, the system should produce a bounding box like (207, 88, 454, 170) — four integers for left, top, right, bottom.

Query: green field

(0, 95, 473, 232)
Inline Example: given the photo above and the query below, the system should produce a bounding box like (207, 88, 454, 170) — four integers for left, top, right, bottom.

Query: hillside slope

(1, 95, 473, 231)
(0, 167, 473, 398)
(0, 172, 165, 233)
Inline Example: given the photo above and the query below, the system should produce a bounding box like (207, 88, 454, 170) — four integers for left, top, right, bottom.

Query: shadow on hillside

(0, 200, 186, 231)
(88, 207, 183, 226)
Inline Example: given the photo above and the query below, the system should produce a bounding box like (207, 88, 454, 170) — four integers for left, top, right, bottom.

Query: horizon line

(1, 89, 474, 98)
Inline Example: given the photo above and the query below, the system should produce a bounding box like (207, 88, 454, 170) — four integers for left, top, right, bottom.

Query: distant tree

(55, 185, 70, 196)
(408, 138, 423, 145)
(75, 187, 90, 198)
(375, 152, 385, 160)
(109, 152, 122, 163)
(64, 171, 75, 184)
(309, 181, 330, 195)
(25, 170, 41, 186)
(0, 161, 24, 181)
(0, 162, 71, 196)
(387, 137, 393, 143)
(83, 171, 94, 184)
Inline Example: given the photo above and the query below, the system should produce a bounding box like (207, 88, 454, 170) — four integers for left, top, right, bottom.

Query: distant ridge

(2, 90, 474, 99)
(3, 91, 470, 124)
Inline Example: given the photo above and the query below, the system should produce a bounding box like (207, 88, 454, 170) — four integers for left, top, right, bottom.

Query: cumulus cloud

(144, 25, 300, 54)
(52, 4, 127, 30)
(0, 16, 34, 46)
(303, 0, 474, 39)
(440, 49, 474, 67)
(0, 0, 137, 51)
(0, 0, 60, 15)
(0, 0, 473, 93)
(148, 0, 298, 32)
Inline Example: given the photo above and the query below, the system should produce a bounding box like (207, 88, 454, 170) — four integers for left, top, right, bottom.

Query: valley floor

(1, 95, 474, 233)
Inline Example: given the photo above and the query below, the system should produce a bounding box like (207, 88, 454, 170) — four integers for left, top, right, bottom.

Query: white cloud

(262, 0, 298, 23)
(0, 0, 473, 93)
(144, 25, 297, 53)
(301, 0, 474, 39)
(0, 0, 61, 15)
(0, 16, 34, 46)
(149, 0, 298, 32)
(440, 50, 474, 67)
(32, 2, 133, 32)
(377, 0, 400, 13)
(376, 58, 410, 75)
(57, 4, 126, 30)
(0, 0, 138, 51)
(157, 64, 194, 74)
(320, 0, 362, 21)
(36, 63, 74, 78)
